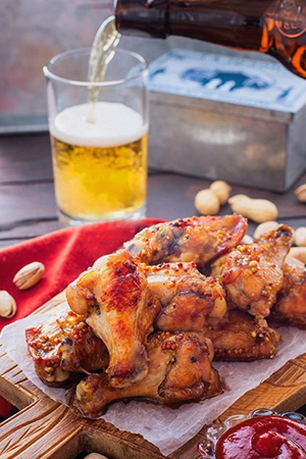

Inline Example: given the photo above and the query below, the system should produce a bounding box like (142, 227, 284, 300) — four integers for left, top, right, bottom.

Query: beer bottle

(114, 0, 306, 78)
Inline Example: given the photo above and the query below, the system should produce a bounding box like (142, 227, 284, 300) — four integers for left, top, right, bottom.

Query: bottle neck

(115, 0, 169, 38)
(115, 1, 275, 51)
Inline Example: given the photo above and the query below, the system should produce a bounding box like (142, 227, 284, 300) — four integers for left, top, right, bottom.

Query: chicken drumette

(26, 311, 108, 387)
(143, 262, 227, 330)
(66, 250, 161, 389)
(124, 215, 247, 266)
(212, 225, 293, 318)
(203, 310, 281, 361)
(144, 262, 280, 361)
(75, 331, 222, 417)
(51, 261, 225, 388)
(270, 257, 306, 328)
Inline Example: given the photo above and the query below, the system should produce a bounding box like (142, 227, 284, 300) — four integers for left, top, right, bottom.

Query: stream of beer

(87, 16, 121, 123)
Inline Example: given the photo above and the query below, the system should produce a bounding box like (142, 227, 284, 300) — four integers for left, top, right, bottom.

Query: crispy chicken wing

(124, 215, 247, 266)
(270, 257, 306, 328)
(203, 310, 281, 361)
(26, 311, 107, 387)
(66, 250, 161, 389)
(212, 225, 293, 318)
(143, 262, 227, 330)
(75, 331, 222, 417)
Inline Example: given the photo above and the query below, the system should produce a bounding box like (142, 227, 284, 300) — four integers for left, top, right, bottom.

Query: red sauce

(216, 415, 306, 459)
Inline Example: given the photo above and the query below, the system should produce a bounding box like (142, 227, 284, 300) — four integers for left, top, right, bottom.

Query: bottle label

(273, 0, 306, 38)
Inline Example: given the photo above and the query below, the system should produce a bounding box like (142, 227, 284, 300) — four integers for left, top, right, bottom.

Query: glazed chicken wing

(66, 250, 161, 389)
(203, 310, 281, 361)
(124, 215, 247, 266)
(26, 311, 107, 387)
(147, 263, 280, 361)
(143, 262, 227, 330)
(270, 257, 306, 328)
(212, 225, 293, 318)
(75, 331, 222, 417)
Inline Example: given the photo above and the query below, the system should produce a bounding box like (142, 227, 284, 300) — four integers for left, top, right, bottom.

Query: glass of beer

(44, 48, 148, 224)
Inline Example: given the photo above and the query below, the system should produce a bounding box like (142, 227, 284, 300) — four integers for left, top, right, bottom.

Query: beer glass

(44, 48, 149, 225)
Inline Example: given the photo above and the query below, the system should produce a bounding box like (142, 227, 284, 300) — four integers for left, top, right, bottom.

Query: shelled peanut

(229, 195, 278, 223)
(253, 221, 280, 239)
(195, 180, 231, 215)
(194, 181, 280, 225)
(288, 247, 306, 264)
(295, 184, 306, 202)
(195, 189, 220, 215)
(252, 222, 306, 264)
(209, 180, 231, 205)
(294, 227, 306, 247)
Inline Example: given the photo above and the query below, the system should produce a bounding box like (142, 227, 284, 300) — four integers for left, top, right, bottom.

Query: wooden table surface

(0, 133, 305, 248)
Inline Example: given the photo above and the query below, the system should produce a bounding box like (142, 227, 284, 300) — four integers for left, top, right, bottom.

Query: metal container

(149, 50, 306, 191)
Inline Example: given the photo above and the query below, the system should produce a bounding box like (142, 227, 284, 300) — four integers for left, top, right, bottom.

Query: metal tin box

(148, 50, 306, 191)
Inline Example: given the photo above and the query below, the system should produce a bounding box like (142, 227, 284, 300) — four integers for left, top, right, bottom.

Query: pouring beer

(44, 31, 148, 224)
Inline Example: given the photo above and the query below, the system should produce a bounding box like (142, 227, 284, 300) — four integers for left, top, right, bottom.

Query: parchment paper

(1, 304, 306, 456)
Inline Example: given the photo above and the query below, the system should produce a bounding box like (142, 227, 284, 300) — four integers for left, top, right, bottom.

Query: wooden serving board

(0, 293, 306, 459)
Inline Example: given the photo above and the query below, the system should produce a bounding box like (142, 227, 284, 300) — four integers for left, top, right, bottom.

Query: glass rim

(43, 47, 149, 87)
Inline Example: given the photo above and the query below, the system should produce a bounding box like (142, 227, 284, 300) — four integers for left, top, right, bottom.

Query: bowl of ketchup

(199, 409, 306, 459)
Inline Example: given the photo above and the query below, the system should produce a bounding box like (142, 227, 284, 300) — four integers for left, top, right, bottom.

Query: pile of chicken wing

(26, 215, 306, 417)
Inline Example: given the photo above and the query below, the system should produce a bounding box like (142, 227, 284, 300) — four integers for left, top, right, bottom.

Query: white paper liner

(1, 305, 306, 456)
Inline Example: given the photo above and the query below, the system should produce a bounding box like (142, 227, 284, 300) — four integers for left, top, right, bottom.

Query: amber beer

(115, 0, 306, 79)
(50, 102, 147, 222)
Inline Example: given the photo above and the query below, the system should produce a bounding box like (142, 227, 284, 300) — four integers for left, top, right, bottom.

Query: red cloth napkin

(0, 218, 163, 417)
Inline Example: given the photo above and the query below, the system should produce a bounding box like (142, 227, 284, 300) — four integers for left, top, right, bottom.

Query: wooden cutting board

(0, 292, 306, 459)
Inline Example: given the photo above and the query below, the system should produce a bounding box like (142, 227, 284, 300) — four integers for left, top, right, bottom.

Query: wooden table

(0, 133, 305, 247)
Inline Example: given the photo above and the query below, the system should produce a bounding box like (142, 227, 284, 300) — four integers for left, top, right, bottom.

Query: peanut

(229, 195, 278, 223)
(253, 221, 279, 239)
(295, 184, 306, 203)
(195, 189, 220, 215)
(209, 180, 231, 205)
(288, 247, 306, 264)
(295, 227, 306, 247)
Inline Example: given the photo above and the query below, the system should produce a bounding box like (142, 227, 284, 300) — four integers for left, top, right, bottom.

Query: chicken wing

(143, 262, 227, 330)
(203, 310, 281, 361)
(270, 257, 306, 328)
(124, 215, 247, 266)
(212, 225, 293, 318)
(75, 331, 222, 417)
(66, 250, 161, 389)
(26, 311, 107, 387)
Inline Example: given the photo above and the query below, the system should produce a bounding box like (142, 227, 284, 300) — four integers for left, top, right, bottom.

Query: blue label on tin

(149, 49, 306, 113)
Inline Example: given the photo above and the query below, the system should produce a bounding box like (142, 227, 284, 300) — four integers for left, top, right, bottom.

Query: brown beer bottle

(115, 0, 306, 78)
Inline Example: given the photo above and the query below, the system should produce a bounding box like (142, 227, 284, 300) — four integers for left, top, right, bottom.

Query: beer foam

(50, 102, 147, 147)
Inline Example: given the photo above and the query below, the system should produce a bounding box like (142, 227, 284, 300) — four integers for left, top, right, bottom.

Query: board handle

(0, 395, 82, 459)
